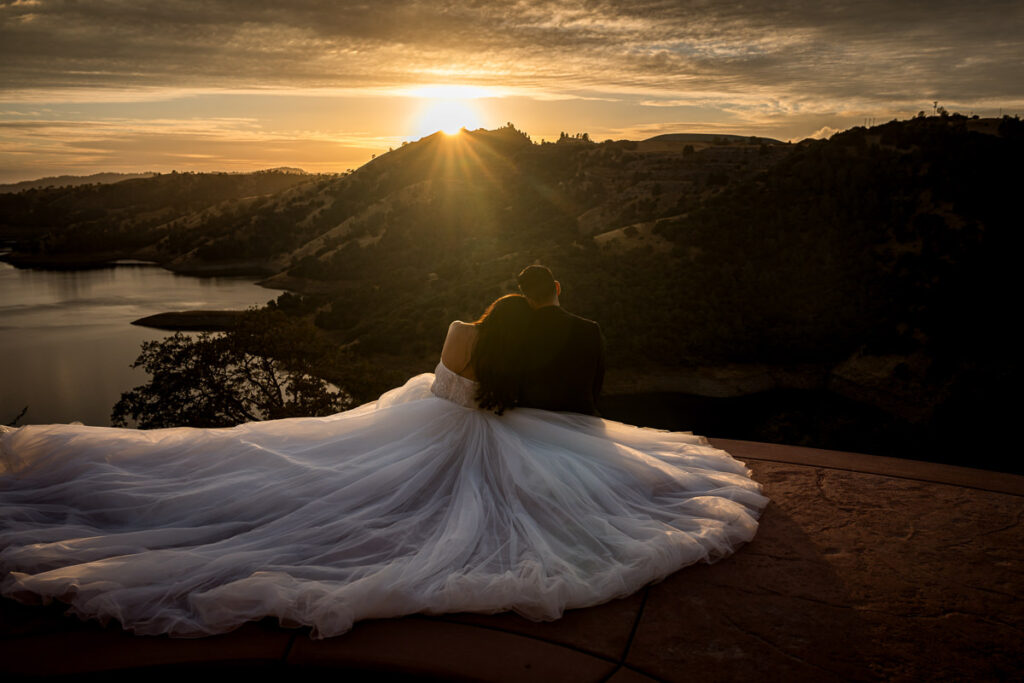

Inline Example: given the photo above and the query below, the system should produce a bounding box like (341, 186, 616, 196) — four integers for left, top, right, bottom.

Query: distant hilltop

(0, 168, 310, 194)
(643, 133, 784, 145)
(0, 172, 158, 193)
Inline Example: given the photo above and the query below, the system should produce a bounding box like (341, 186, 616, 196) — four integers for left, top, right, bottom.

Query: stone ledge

(0, 622, 292, 677)
(2, 441, 1021, 681)
(710, 437, 1024, 496)
(287, 617, 618, 682)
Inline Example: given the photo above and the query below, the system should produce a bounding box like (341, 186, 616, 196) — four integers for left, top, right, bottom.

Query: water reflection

(0, 262, 280, 427)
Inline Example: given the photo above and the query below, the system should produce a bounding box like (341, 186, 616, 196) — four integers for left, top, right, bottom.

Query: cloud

(2, 1, 1022, 179)
(809, 126, 840, 139)
(0, 114, 397, 181)
(1, 0, 1021, 113)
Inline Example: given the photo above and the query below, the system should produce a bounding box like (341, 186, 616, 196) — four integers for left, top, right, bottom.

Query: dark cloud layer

(2, 0, 1021, 108)
(1, 0, 1021, 181)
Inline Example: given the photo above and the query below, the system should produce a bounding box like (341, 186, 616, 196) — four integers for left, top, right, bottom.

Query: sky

(1, 0, 1022, 182)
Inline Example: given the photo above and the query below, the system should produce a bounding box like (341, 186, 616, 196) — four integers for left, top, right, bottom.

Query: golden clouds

(1, 1, 1021, 180)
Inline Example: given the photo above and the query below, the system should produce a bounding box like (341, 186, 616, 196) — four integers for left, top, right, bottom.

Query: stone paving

(2, 438, 1022, 681)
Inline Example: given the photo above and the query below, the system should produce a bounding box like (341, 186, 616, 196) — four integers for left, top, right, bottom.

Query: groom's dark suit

(518, 305, 605, 415)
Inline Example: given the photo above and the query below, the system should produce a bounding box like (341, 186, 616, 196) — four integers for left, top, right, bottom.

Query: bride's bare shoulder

(444, 320, 478, 350)
(447, 320, 477, 335)
(441, 320, 478, 377)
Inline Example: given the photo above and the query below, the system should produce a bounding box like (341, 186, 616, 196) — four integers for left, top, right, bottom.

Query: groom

(516, 265, 605, 415)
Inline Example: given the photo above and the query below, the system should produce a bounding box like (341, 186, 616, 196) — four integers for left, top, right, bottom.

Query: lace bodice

(430, 361, 480, 409)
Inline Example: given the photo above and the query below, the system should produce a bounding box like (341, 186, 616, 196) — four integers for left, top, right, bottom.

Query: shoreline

(4, 253, 989, 473)
(131, 310, 248, 331)
(0, 251, 277, 279)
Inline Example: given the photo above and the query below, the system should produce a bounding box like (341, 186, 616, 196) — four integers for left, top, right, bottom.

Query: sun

(413, 98, 483, 138)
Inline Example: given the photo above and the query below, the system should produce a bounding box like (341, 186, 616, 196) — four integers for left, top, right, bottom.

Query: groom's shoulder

(563, 308, 600, 329)
(532, 306, 601, 339)
(560, 309, 603, 342)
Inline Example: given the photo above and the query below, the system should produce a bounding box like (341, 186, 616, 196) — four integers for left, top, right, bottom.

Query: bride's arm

(439, 321, 477, 378)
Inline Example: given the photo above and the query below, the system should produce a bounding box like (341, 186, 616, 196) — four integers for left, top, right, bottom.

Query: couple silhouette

(439, 264, 604, 416)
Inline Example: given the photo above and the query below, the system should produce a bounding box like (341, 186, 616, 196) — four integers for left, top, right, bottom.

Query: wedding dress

(0, 363, 767, 638)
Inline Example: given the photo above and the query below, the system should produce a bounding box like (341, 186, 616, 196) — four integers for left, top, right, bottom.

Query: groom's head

(517, 265, 560, 308)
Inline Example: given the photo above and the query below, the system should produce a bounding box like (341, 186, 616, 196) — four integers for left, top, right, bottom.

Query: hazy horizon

(0, 127, 795, 186)
(2, 0, 1022, 183)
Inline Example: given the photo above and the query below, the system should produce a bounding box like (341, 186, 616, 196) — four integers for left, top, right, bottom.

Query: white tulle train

(0, 371, 767, 637)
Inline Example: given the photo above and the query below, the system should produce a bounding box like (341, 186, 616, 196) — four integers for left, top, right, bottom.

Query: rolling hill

(1, 115, 1020, 467)
(0, 172, 158, 194)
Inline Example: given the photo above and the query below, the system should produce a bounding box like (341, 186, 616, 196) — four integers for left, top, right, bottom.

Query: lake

(0, 261, 280, 427)
(2, 261, 1014, 474)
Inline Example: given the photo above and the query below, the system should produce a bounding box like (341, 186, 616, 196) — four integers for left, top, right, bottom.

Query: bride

(0, 293, 767, 638)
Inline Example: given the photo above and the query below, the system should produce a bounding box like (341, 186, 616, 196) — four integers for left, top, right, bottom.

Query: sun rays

(425, 126, 498, 187)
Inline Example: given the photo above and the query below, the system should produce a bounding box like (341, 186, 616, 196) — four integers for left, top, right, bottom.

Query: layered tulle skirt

(0, 373, 767, 637)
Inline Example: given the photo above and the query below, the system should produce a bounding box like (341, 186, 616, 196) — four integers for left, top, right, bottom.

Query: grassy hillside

(0, 169, 322, 265)
(2, 116, 1020, 467)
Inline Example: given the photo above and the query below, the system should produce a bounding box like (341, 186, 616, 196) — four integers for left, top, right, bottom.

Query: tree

(5, 406, 28, 427)
(112, 311, 353, 428)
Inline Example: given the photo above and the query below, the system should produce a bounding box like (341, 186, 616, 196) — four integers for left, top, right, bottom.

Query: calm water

(0, 261, 280, 427)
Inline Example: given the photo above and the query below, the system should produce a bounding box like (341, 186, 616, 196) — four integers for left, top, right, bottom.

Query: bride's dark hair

(472, 294, 533, 415)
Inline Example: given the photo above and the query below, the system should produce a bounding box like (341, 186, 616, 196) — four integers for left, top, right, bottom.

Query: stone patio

(2, 438, 1022, 681)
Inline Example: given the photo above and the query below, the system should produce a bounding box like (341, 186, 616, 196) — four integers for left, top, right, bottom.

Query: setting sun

(412, 97, 484, 138)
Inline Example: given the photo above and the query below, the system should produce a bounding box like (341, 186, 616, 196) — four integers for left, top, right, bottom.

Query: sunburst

(414, 98, 483, 137)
